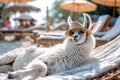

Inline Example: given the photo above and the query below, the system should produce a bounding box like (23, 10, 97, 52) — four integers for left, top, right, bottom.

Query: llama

(0, 13, 96, 80)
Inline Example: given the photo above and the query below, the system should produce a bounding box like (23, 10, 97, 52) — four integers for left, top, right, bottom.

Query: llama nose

(74, 35, 78, 38)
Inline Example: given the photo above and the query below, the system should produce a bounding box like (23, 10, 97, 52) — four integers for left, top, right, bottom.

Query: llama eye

(78, 30, 84, 34)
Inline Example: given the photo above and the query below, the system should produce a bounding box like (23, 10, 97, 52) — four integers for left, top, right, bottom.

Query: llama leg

(8, 59, 47, 80)
(0, 46, 36, 66)
(8, 68, 40, 79)
(0, 48, 23, 65)
(0, 65, 12, 73)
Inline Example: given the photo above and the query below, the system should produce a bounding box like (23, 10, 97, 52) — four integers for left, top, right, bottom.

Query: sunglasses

(69, 29, 85, 36)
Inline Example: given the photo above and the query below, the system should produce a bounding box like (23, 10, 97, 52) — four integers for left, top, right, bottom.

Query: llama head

(65, 13, 92, 45)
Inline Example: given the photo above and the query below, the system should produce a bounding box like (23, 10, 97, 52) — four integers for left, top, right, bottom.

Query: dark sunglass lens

(70, 31, 74, 36)
(78, 30, 84, 34)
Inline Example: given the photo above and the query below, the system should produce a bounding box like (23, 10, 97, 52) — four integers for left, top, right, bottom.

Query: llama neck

(81, 35, 96, 54)
(82, 35, 96, 50)
(63, 35, 96, 54)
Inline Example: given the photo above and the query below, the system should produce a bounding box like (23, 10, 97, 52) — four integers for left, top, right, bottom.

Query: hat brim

(65, 27, 81, 37)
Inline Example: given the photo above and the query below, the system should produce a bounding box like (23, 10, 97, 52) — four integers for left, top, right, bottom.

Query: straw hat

(65, 21, 85, 37)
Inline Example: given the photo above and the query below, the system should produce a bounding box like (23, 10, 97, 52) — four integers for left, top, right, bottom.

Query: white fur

(0, 15, 96, 79)
(0, 33, 95, 80)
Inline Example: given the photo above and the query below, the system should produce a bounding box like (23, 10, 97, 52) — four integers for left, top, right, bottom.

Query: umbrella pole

(113, 0, 117, 17)
(69, 11, 73, 16)
(46, 6, 50, 32)
(14, 0, 17, 27)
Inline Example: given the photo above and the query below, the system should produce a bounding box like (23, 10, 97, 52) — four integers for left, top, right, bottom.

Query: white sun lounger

(0, 25, 45, 41)
(92, 15, 111, 35)
(96, 16, 120, 46)
(33, 30, 66, 47)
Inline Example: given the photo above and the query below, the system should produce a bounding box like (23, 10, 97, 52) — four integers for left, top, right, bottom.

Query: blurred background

(0, 0, 119, 29)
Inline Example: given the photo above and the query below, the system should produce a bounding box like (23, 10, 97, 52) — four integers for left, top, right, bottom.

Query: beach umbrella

(0, 0, 35, 26)
(91, 0, 120, 17)
(14, 14, 34, 21)
(0, 0, 34, 4)
(0, 0, 35, 12)
(60, 0, 97, 13)
(4, 4, 40, 13)
(14, 14, 36, 28)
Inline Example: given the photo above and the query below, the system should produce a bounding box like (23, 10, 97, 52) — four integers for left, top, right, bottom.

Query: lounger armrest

(96, 39, 108, 47)
(93, 31, 107, 37)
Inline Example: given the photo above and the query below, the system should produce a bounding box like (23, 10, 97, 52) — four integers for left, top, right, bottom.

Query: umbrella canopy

(92, 0, 120, 7)
(0, 0, 34, 4)
(4, 4, 40, 13)
(14, 14, 34, 21)
(60, 0, 97, 12)
(92, 0, 120, 17)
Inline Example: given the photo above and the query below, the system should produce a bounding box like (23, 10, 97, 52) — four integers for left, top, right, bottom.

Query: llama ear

(82, 13, 92, 29)
(67, 16, 73, 27)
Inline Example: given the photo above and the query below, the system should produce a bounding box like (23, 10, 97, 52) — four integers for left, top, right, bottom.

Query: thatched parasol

(5, 4, 40, 13)
(14, 14, 34, 21)
(92, 0, 120, 17)
(60, 0, 97, 13)
(0, 0, 34, 4)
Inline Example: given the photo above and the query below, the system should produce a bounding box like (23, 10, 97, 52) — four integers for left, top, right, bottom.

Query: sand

(0, 39, 36, 55)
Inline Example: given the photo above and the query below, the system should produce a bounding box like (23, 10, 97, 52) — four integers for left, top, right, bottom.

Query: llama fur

(0, 33, 95, 79)
(0, 15, 96, 79)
